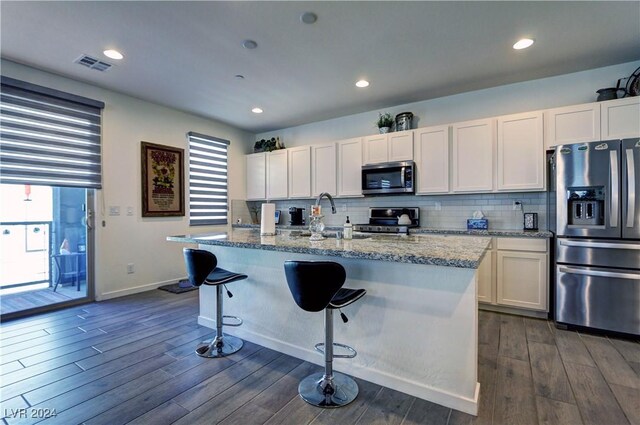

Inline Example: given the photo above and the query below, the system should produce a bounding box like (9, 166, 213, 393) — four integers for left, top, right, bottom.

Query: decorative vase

(379, 127, 390, 134)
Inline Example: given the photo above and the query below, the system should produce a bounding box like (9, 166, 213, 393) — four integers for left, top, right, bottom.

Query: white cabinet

(496, 238, 548, 311)
(414, 125, 450, 194)
(477, 246, 494, 304)
(266, 150, 288, 199)
(544, 102, 600, 150)
(600, 97, 640, 140)
(288, 146, 311, 198)
(363, 131, 413, 164)
(336, 138, 363, 197)
(497, 111, 544, 191)
(311, 142, 337, 196)
(246, 153, 266, 200)
(452, 118, 495, 193)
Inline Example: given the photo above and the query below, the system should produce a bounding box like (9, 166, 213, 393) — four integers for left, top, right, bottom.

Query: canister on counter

(395, 112, 413, 131)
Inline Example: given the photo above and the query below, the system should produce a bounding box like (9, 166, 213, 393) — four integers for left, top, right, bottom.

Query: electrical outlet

(126, 207, 134, 216)
(127, 263, 134, 274)
(435, 202, 442, 211)
(512, 201, 522, 210)
(109, 206, 120, 216)
(341, 204, 347, 212)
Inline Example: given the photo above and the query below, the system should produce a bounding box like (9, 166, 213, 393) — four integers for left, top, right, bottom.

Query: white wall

(256, 61, 640, 145)
(1, 60, 254, 300)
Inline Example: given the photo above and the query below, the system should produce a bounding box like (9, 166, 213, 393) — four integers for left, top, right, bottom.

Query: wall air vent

(74, 54, 112, 72)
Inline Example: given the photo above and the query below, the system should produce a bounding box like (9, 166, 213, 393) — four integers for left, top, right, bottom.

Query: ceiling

(1, 1, 639, 134)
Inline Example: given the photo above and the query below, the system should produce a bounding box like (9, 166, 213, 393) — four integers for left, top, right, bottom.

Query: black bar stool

(284, 260, 366, 408)
(183, 248, 247, 358)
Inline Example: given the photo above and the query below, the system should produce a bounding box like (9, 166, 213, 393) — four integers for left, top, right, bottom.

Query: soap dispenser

(344, 216, 353, 240)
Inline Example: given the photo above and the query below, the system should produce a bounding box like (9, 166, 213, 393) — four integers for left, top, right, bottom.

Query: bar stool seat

(284, 260, 366, 408)
(183, 248, 247, 358)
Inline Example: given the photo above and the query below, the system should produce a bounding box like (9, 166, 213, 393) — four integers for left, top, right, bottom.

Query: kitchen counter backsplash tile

(244, 192, 547, 231)
(168, 228, 491, 269)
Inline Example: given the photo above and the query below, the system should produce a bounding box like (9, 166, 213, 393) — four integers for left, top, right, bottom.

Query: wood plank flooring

(1, 283, 87, 317)
(0, 290, 638, 425)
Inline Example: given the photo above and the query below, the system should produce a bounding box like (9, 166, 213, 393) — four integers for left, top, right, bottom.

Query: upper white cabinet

(452, 118, 496, 193)
(311, 142, 337, 196)
(288, 146, 311, 198)
(246, 153, 266, 200)
(266, 150, 288, 199)
(497, 111, 544, 191)
(600, 97, 640, 140)
(414, 125, 450, 194)
(544, 102, 600, 150)
(363, 131, 413, 164)
(336, 138, 363, 197)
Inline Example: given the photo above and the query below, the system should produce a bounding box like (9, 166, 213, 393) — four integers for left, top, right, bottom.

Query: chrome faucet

(315, 192, 337, 214)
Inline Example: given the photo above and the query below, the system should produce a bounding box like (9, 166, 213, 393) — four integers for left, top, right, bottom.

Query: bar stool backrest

(184, 248, 218, 287)
(284, 261, 346, 312)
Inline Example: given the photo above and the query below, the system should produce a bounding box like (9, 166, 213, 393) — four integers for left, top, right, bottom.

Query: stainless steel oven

(361, 161, 414, 195)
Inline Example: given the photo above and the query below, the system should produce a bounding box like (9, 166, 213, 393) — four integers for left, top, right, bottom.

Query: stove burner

(354, 207, 419, 234)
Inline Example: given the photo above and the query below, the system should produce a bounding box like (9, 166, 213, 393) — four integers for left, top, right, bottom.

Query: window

(187, 132, 229, 226)
(0, 76, 104, 188)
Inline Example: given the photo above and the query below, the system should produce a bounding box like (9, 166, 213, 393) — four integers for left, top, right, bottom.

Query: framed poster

(141, 141, 185, 217)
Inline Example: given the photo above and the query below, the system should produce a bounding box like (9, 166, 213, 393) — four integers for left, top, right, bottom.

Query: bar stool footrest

(222, 315, 243, 327)
(314, 342, 357, 358)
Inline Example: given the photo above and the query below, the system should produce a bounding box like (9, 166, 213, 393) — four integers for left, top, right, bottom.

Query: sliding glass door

(0, 183, 94, 319)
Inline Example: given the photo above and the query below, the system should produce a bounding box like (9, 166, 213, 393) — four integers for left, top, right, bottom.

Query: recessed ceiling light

(252, 107, 263, 114)
(355, 80, 370, 88)
(103, 49, 124, 60)
(513, 38, 534, 50)
(300, 12, 317, 24)
(243, 40, 258, 49)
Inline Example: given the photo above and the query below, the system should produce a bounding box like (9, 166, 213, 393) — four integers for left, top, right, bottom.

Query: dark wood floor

(0, 289, 638, 425)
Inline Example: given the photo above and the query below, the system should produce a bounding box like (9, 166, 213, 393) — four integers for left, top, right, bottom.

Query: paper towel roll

(260, 203, 276, 235)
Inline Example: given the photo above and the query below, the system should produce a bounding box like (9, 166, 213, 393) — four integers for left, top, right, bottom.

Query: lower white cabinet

(477, 237, 548, 313)
(336, 138, 363, 197)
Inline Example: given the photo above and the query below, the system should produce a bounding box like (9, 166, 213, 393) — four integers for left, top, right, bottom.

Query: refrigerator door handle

(627, 148, 636, 228)
(558, 266, 639, 280)
(559, 239, 640, 250)
(610, 150, 619, 227)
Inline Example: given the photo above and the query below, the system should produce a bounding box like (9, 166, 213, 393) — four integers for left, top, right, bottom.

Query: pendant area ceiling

(1, 1, 639, 133)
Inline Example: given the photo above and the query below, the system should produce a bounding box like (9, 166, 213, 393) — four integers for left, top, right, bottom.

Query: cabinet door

(415, 125, 450, 194)
(497, 112, 544, 191)
(497, 251, 548, 311)
(266, 150, 288, 199)
(246, 153, 266, 200)
(477, 249, 495, 304)
(311, 143, 337, 196)
(388, 131, 414, 162)
(545, 103, 600, 150)
(288, 146, 311, 198)
(363, 134, 388, 164)
(452, 119, 495, 192)
(601, 97, 640, 140)
(337, 138, 363, 197)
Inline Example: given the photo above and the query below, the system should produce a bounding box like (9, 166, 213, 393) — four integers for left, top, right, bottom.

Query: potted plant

(376, 112, 393, 134)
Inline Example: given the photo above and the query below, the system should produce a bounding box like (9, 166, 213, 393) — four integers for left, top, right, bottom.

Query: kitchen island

(167, 228, 490, 415)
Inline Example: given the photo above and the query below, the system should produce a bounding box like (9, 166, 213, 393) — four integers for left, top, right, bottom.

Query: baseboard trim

(479, 303, 549, 319)
(197, 315, 479, 415)
(98, 277, 185, 301)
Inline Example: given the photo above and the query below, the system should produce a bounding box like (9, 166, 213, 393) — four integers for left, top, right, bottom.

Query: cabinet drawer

(497, 237, 547, 252)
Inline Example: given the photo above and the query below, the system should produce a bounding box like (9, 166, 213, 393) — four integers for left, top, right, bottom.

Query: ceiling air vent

(74, 54, 112, 72)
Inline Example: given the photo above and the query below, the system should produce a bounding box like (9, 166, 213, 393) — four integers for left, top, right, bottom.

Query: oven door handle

(558, 239, 640, 250)
(400, 166, 406, 189)
(558, 266, 640, 280)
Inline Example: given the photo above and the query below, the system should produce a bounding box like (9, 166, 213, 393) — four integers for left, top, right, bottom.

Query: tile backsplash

(239, 192, 548, 231)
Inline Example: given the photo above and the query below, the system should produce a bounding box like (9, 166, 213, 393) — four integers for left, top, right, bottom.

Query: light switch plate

(109, 206, 121, 216)
(126, 207, 134, 216)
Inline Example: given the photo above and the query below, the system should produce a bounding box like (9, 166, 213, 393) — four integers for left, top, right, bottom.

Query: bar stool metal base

(195, 334, 244, 358)
(298, 372, 359, 408)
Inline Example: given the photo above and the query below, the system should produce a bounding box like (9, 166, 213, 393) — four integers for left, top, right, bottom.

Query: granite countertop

(168, 228, 491, 269)
(232, 223, 553, 238)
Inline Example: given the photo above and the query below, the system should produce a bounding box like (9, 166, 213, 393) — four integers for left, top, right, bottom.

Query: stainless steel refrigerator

(555, 138, 640, 336)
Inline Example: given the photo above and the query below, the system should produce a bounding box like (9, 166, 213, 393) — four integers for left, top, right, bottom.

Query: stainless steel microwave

(361, 161, 415, 195)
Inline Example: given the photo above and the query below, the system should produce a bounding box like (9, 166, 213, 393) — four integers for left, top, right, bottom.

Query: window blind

(187, 131, 229, 226)
(0, 76, 105, 189)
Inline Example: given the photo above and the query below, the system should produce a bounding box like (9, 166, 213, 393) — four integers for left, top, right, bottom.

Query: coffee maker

(289, 207, 305, 225)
